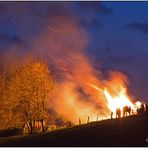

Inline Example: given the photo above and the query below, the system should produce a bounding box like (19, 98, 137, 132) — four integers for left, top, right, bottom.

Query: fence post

(96, 115, 99, 121)
(87, 116, 89, 123)
(79, 118, 81, 125)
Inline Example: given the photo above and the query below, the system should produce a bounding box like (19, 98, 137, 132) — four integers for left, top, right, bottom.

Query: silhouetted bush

(0, 128, 22, 137)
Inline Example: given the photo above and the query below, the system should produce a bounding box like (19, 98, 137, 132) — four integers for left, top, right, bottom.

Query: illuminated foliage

(0, 60, 54, 133)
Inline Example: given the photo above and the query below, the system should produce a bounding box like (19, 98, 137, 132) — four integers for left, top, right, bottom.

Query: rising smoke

(0, 3, 134, 124)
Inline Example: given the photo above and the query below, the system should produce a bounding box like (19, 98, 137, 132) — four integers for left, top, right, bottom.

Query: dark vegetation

(0, 114, 148, 146)
(0, 128, 21, 137)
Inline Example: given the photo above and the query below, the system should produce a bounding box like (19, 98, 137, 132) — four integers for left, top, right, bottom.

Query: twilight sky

(0, 1, 148, 102)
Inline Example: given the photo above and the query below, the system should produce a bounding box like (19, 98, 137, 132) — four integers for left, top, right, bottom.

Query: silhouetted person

(137, 108, 140, 115)
(128, 106, 131, 115)
(116, 108, 121, 118)
(116, 109, 117, 118)
(123, 106, 126, 117)
(140, 103, 145, 115)
(66, 121, 71, 127)
(123, 106, 128, 117)
(145, 104, 148, 113)
(119, 109, 121, 118)
(123, 107, 125, 117)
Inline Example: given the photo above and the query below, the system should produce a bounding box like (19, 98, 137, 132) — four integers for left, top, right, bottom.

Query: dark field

(0, 115, 148, 146)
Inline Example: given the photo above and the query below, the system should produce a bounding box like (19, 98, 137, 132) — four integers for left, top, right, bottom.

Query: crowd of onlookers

(137, 103, 148, 115)
(111, 103, 148, 119)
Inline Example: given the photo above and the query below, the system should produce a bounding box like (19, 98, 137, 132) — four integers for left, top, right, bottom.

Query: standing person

(128, 106, 131, 115)
(140, 103, 145, 114)
(123, 106, 126, 117)
(116, 108, 118, 118)
(145, 104, 148, 113)
(116, 108, 121, 118)
(118, 108, 121, 118)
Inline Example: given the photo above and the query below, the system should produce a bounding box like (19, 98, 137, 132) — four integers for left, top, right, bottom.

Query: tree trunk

(41, 119, 44, 132)
(29, 121, 33, 134)
(32, 120, 35, 132)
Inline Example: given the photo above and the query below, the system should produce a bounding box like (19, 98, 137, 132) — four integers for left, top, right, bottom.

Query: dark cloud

(124, 22, 148, 34)
(0, 3, 6, 12)
(80, 19, 103, 30)
(107, 55, 137, 65)
(31, 2, 71, 18)
(0, 33, 24, 45)
(104, 46, 112, 52)
(47, 3, 70, 17)
(0, 2, 29, 14)
(0, 33, 10, 40)
(78, 1, 113, 14)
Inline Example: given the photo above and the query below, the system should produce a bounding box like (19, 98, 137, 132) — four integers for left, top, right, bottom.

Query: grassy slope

(0, 115, 148, 146)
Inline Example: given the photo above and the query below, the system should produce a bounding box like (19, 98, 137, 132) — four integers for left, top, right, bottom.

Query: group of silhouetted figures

(111, 103, 148, 119)
(116, 106, 132, 118)
(137, 103, 148, 115)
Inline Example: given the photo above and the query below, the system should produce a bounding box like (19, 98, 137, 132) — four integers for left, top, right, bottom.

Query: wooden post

(96, 115, 99, 121)
(87, 116, 89, 123)
(79, 118, 81, 125)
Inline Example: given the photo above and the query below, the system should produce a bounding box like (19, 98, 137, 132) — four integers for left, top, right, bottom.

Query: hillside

(0, 115, 148, 146)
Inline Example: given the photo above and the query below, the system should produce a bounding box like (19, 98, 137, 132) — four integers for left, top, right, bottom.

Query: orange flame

(88, 83, 142, 118)
(103, 87, 136, 113)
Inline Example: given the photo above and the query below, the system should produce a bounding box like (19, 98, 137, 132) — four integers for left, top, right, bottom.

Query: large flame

(89, 82, 142, 118)
(103, 87, 136, 113)
(135, 101, 142, 108)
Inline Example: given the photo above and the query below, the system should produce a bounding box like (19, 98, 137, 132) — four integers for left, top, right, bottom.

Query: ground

(0, 114, 148, 146)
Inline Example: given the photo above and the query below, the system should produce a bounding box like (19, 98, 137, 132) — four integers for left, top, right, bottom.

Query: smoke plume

(30, 14, 112, 123)
(0, 4, 134, 124)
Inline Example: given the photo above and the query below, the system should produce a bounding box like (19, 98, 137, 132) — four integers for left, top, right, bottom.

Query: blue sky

(0, 1, 148, 102)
